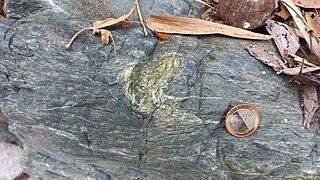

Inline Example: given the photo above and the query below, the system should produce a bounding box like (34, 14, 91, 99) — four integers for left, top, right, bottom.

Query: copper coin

(225, 104, 260, 137)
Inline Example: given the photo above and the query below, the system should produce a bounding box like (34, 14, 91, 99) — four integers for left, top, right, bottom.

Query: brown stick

(135, 0, 148, 36)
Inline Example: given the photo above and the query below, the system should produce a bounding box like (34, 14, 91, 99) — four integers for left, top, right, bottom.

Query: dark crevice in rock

(216, 138, 230, 176)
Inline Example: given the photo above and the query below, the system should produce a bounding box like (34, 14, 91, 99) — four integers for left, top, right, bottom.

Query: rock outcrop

(0, 0, 319, 179)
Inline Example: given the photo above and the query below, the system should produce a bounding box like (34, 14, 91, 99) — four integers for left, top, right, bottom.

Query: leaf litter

(66, 0, 271, 50)
(66, 0, 147, 52)
(242, 0, 320, 128)
(66, 0, 320, 128)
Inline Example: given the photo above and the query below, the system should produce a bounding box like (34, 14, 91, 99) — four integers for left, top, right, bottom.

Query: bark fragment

(217, 0, 276, 29)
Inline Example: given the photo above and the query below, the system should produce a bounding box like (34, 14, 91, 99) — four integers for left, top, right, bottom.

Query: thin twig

(135, 0, 148, 36)
(195, 0, 215, 9)
(110, 32, 117, 56)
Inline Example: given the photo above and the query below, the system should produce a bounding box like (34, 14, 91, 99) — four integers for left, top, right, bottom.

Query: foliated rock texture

(0, 0, 319, 179)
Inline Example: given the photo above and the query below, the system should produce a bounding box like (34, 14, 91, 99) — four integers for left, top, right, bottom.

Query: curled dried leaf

(274, 2, 290, 20)
(247, 45, 287, 73)
(66, 2, 137, 49)
(94, 29, 112, 45)
(92, 6, 135, 29)
(265, 19, 300, 66)
(66, 0, 148, 49)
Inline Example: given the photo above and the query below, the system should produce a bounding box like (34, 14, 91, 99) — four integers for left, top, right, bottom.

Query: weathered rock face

(1, 0, 319, 179)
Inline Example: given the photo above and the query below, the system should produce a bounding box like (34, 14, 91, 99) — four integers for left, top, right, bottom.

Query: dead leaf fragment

(66, 0, 147, 49)
(145, 15, 272, 40)
(247, 45, 320, 75)
(93, 29, 114, 45)
(281, 66, 320, 76)
(281, 0, 320, 59)
(274, 2, 290, 20)
(302, 86, 319, 128)
(265, 19, 300, 65)
(247, 45, 287, 74)
(291, 0, 320, 8)
(92, 6, 135, 29)
(66, 5, 135, 49)
(305, 12, 320, 38)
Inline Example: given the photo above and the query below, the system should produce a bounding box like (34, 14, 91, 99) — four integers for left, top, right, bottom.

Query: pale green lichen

(121, 56, 180, 113)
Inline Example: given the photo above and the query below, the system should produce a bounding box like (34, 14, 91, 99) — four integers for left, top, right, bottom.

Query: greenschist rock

(0, 0, 319, 179)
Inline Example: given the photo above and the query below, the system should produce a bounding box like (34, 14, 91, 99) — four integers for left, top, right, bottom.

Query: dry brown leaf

(247, 45, 287, 73)
(92, 6, 135, 29)
(66, 1, 147, 49)
(66, 4, 135, 49)
(292, 0, 320, 8)
(93, 29, 113, 45)
(274, 2, 290, 20)
(265, 19, 300, 65)
(247, 44, 320, 75)
(117, 20, 133, 28)
(302, 86, 319, 128)
(281, 66, 320, 75)
(145, 15, 272, 40)
(305, 12, 320, 38)
(281, 0, 320, 59)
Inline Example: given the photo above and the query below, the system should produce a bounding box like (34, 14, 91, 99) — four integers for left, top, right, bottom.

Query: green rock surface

(0, 0, 319, 179)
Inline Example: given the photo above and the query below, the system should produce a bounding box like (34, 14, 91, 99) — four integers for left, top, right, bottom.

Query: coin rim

(225, 104, 260, 138)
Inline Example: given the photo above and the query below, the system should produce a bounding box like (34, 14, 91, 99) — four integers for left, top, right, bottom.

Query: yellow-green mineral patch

(121, 56, 180, 113)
